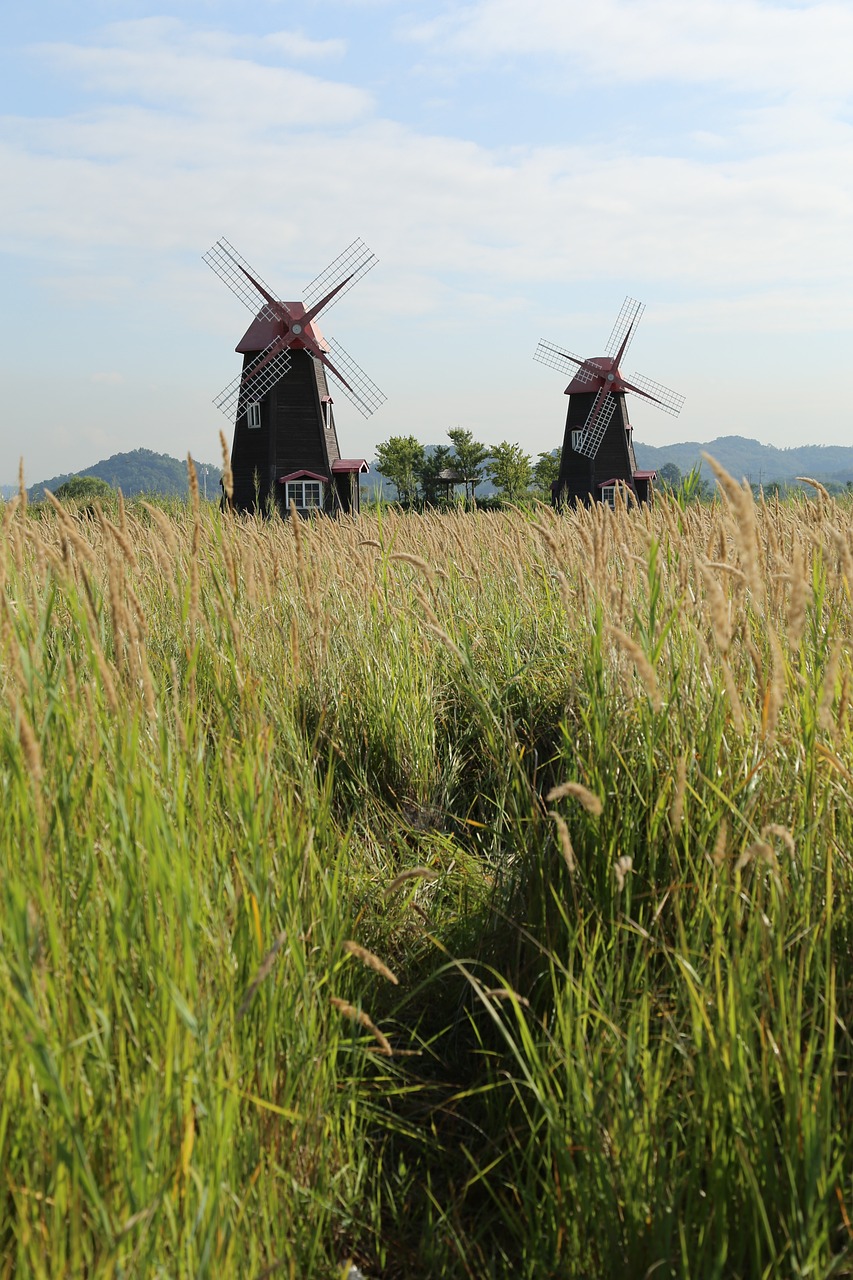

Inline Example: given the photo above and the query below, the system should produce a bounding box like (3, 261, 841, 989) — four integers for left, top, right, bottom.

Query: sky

(2, 0, 853, 484)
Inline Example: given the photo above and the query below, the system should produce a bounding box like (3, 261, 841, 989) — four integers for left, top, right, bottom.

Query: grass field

(1, 464, 853, 1278)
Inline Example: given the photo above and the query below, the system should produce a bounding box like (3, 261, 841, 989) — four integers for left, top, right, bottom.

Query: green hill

(28, 449, 221, 502)
(633, 436, 853, 486)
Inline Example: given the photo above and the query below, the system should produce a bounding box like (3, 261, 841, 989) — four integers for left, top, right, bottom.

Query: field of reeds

(2, 460, 853, 1278)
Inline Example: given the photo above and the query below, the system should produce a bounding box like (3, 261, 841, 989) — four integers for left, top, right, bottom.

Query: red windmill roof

(237, 303, 330, 355)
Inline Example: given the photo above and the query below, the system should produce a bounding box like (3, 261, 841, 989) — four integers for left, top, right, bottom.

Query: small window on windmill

(286, 480, 323, 509)
(600, 485, 616, 509)
(572, 429, 584, 452)
(247, 402, 262, 430)
(321, 395, 333, 431)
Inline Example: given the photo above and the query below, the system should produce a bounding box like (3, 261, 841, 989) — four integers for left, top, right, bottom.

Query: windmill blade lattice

(533, 340, 598, 386)
(203, 238, 281, 322)
(626, 371, 685, 416)
(575, 392, 619, 458)
(605, 297, 645, 359)
(324, 337, 386, 417)
(303, 239, 377, 316)
(214, 342, 292, 418)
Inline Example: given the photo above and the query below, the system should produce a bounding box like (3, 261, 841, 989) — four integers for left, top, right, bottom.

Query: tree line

(375, 429, 560, 507)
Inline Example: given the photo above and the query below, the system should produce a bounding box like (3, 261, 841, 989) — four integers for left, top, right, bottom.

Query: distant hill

(28, 449, 221, 502)
(633, 436, 853, 486)
(368, 435, 853, 499)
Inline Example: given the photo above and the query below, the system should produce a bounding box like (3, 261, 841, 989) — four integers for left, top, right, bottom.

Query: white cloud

(409, 0, 853, 100)
(37, 23, 370, 129)
(261, 31, 347, 60)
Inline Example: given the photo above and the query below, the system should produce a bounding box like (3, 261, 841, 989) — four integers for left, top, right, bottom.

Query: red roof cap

(331, 459, 369, 474)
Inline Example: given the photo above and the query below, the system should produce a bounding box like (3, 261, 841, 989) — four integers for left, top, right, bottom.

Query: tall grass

(1, 472, 852, 1277)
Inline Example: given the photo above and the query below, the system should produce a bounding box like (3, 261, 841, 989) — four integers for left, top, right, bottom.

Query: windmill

(534, 298, 684, 507)
(204, 237, 385, 514)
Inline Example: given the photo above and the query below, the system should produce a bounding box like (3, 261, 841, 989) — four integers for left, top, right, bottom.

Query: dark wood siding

(555, 392, 639, 506)
(230, 383, 274, 511)
(230, 347, 341, 514)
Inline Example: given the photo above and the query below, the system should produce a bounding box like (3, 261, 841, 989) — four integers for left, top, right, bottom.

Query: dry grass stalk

(735, 840, 777, 874)
(422, 620, 465, 662)
(720, 657, 746, 734)
(343, 941, 399, 985)
(819, 640, 841, 734)
(484, 987, 530, 1008)
(219, 429, 234, 504)
(545, 781, 604, 815)
(795, 476, 830, 502)
(613, 855, 633, 892)
(712, 819, 728, 868)
(187, 455, 201, 634)
(237, 930, 288, 1020)
(761, 824, 795, 857)
(786, 542, 809, 652)
(670, 755, 688, 834)
(702, 454, 764, 606)
(384, 866, 440, 898)
(608, 625, 663, 712)
(14, 698, 42, 790)
(549, 810, 576, 873)
(390, 552, 433, 582)
(17, 458, 26, 514)
(329, 996, 393, 1056)
(764, 627, 785, 743)
(701, 564, 732, 654)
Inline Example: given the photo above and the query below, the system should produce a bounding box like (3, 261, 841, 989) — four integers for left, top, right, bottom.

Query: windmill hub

(291, 323, 303, 334)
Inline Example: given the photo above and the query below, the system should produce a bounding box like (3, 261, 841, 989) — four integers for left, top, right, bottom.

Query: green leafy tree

(658, 462, 683, 490)
(53, 475, 113, 501)
(532, 450, 560, 497)
(447, 428, 489, 503)
(487, 442, 532, 503)
(416, 445, 453, 506)
(375, 435, 425, 507)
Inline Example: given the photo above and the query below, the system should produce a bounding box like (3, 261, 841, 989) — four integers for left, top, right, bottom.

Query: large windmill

(535, 298, 684, 507)
(204, 237, 385, 515)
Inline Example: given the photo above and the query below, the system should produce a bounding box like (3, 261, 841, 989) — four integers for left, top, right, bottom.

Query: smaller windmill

(535, 298, 684, 507)
(204, 237, 385, 514)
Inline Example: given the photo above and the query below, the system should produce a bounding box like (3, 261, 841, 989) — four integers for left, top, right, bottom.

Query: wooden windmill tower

(534, 298, 684, 507)
(204, 238, 385, 515)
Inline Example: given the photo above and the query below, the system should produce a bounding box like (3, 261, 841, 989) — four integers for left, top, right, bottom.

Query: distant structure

(204, 238, 385, 515)
(534, 298, 684, 507)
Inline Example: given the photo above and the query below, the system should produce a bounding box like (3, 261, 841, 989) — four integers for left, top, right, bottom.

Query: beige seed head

(343, 941, 399, 985)
(613, 855, 633, 892)
(670, 755, 688, 834)
(219, 429, 234, 503)
(330, 996, 393, 1056)
(384, 866, 440, 898)
(548, 810, 576, 873)
(545, 781, 604, 816)
(608, 625, 663, 713)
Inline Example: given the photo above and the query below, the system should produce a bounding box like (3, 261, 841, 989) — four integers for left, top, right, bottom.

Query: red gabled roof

(331, 459, 369, 474)
(278, 469, 328, 484)
(597, 477, 624, 489)
(633, 469, 657, 480)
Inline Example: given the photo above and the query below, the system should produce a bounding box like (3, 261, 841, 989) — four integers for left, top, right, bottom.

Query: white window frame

(285, 480, 323, 510)
(571, 429, 584, 451)
(600, 485, 616, 509)
(246, 401, 261, 430)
